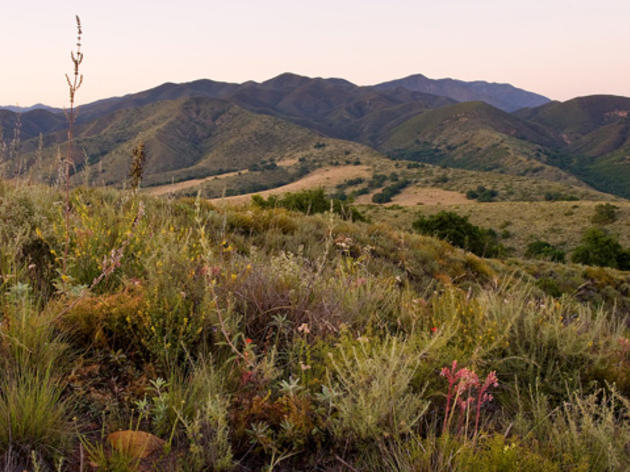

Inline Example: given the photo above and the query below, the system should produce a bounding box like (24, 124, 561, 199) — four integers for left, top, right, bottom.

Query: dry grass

(362, 199, 630, 256)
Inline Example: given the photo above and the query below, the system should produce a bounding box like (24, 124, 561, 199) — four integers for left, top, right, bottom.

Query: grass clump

(0, 367, 72, 468)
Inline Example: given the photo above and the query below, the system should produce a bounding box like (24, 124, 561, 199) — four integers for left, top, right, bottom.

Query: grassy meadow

(1, 178, 630, 471)
(363, 199, 630, 256)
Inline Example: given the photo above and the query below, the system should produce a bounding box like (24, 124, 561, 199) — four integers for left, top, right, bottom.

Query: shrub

(372, 179, 410, 204)
(251, 188, 366, 222)
(591, 203, 619, 225)
(536, 388, 630, 471)
(455, 434, 560, 472)
(572, 227, 628, 269)
(322, 336, 430, 443)
(368, 174, 387, 189)
(466, 186, 498, 202)
(544, 192, 579, 202)
(525, 240, 565, 263)
(148, 362, 234, 471)
(498, 292, 621, 400)
(412, 211, 504, 258)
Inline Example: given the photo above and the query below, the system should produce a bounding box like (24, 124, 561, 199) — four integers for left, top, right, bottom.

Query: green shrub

(530, 388, 630, 471)
(251, 188, 366, 222)
(591, 203, 619, 225)
(412, 211, 504, 258)
(544, 192, 579, 202)
(525, 241, 565, 263)
(572, 227, 628, 269)
(372, 179, 410, 204)
(456, 434, 559, 472)
(149, 362, 233, 471)
(498, 292, 621, 400)
(466, 185, 498, 202)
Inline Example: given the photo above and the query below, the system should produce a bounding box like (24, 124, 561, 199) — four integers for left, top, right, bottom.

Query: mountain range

(1, 73, 629, 199)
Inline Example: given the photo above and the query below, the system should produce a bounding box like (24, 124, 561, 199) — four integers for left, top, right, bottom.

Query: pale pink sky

(3, 0, 629, 107)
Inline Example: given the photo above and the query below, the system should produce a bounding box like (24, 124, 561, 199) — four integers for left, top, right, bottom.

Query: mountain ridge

(374, 73, 551, 112)
(2, 74, 629, 199)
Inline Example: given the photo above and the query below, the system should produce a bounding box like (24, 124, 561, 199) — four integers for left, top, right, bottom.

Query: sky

(3, 0, 630, 107)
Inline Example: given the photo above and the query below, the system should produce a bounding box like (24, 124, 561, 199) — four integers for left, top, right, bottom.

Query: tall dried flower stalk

(81, 147, 90, 187)
(11, 112, 22, 177)
(34, 132, 44, 182)
(62, 15, 84, 274)
(0, 125, 5, 176)
(129, 141, 147, 192)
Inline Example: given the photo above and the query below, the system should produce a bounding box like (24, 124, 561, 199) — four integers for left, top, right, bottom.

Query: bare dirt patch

(145, 159, 305, 196)
(209, 165, 371, 205)
(145, 169, 249, 196)
(355, 185, 471, 206)
(276, 158, 299, 167)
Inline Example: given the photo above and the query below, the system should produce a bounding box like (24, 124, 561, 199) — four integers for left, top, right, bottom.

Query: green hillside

(0, 108, 65, 141)
(379, 102, 581, 183)
(516, 95, 630, 138)
(16, 97, 381, 188)
(517, 96, 630, 197)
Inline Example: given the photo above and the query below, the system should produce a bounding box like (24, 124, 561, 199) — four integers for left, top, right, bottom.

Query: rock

(107, 430, 165, 459)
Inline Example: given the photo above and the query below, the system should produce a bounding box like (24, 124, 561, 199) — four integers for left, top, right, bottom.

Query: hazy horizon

(4, 0, 630, 107)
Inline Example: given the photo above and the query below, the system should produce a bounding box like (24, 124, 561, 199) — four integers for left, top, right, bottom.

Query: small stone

(107, 430, 165, 459)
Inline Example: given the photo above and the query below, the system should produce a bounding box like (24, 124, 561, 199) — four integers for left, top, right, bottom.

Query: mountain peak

(262, 73, 312, 89)
(0, 103, 61, 113)
(375, 74, 550, 112)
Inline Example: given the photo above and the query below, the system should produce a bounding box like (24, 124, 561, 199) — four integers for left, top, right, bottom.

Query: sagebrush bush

(323, 336, 431, 442)
(147, 360, 233, 471)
